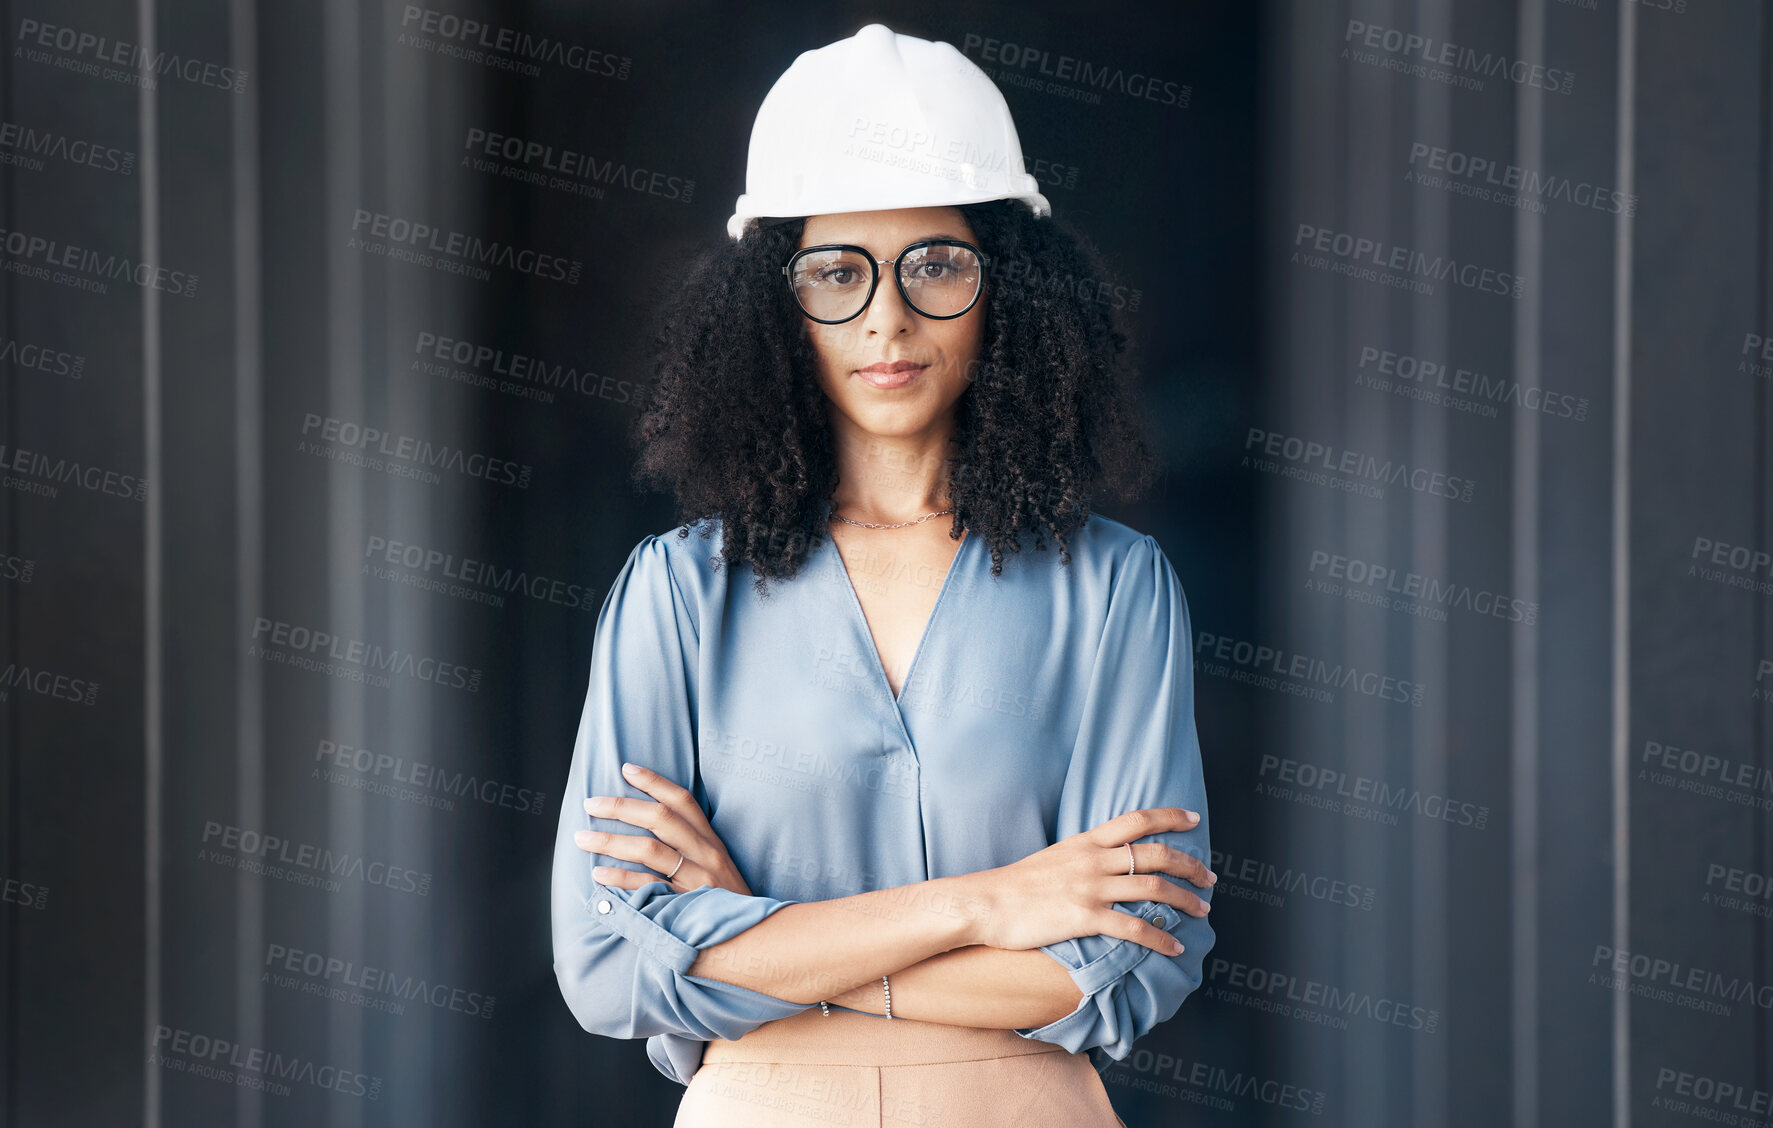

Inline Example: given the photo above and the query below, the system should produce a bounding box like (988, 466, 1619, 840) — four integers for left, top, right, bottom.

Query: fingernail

(1183, 809, 1199, 823)
(1207, 871, 1218, 885)
(1200, 902, 1211, 914)
(575, 830, 593, 847)
(622, 762, 643, 778)
(1171, 939, 1185, 955)
(592, 866, 611, 880)
(585, 796, 608, 812)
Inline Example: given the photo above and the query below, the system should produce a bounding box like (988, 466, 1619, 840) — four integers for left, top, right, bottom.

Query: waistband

(702, 1006, 1067, 1067)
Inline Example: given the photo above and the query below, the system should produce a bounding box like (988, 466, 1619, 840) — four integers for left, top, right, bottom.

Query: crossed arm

(580, 766, 1090, 1032)
(822, 944, 1085, 1029)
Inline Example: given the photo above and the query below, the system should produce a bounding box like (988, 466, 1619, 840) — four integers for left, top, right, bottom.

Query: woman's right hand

(960, 808, 1215, 955)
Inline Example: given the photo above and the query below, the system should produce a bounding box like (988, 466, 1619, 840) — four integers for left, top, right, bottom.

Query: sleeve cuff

(1011, 901, 1175, 1049)
(586, 878, 816, 1017)
(648, 1033, 706, 1086)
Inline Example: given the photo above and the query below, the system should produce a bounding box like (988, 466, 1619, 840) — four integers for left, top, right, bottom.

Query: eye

(901, 246, 977, 286)
(816, 265, 863, 285)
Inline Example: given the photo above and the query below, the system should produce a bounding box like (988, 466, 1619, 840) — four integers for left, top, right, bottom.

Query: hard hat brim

(727, 191, 1052, 241)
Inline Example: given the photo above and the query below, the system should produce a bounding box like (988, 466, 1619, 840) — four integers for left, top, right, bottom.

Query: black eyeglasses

(782, 239, 990, 324)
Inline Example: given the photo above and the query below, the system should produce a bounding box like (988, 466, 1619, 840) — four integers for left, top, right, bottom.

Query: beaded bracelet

(817, 975, 894, 1019)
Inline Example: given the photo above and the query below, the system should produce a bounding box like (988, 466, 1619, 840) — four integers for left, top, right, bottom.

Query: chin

(840, 403, 942, 437)
(819, 375, 965, 437)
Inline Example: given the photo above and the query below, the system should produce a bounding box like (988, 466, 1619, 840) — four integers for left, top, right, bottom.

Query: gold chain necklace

(828, 507, 954, 530)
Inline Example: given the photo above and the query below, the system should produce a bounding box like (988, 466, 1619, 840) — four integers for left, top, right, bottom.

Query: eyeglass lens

(789, 244, 982, 321)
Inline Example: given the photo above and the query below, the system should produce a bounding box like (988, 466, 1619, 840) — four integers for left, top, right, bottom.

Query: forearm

(685, 875, 983, 1005)
(827, 945, 1084, 1030)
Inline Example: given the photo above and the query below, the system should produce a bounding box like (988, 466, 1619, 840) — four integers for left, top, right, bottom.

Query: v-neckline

(822, 510, 971, 709)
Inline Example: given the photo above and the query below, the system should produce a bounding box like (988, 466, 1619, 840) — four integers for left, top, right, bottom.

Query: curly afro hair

(629, 199, 1158, 597)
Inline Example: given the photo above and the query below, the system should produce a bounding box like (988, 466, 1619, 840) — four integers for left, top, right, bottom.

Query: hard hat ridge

(727, 22, 1053, 240)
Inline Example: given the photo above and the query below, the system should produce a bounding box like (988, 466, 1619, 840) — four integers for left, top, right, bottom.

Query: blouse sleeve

(551, 533, 814, 1068)
(1012, 532, 1216, 1070)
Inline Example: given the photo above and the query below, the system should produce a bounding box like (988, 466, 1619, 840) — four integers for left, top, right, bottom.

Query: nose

(858, 267, 917, 335)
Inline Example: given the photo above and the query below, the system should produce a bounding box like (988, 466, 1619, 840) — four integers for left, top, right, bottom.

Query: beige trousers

(673, 1006, 1128, 1128)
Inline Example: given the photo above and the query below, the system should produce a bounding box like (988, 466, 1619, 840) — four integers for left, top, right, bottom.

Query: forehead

(800, 206, 975, 251)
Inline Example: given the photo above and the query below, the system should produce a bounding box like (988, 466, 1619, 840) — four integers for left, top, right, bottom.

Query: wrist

(829, 979, 879, 1013)
(939, 873, 992, 948)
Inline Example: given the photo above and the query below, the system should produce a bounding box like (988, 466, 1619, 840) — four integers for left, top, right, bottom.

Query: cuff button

(596, 899, 613, 914)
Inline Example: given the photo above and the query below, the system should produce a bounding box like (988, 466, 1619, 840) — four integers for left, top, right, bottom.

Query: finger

(620, 762, 718, 838)
(1083, 807, 1199, 848)
(1113, 843, 1215, 890)
(1163, 845, 1217, 890)
(1094, 908, 1187, 955)
(584, 794, 661, 828)
(591, 863, 665, 891)
(575, 829, 683, 878)
(1106, 873, 1212, 918)
(588, 791, 706, 859)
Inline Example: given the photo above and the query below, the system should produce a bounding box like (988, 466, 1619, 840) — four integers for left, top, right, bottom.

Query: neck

(827, 416, 959, 524)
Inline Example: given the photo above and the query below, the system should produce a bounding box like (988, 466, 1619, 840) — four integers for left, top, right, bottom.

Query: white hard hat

(726, 22, 1052, 240)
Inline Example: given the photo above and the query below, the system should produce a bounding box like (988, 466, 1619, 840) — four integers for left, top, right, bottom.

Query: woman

(551, 23, 1215, 1128)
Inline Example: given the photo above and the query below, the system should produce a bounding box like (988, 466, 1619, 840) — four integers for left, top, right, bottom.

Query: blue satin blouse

(550, 501, 1215, 1085)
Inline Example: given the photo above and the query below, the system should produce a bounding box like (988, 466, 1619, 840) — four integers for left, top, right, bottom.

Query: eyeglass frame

(780, 239, 992, 325)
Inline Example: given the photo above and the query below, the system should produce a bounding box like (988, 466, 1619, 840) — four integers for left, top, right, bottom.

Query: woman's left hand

(574, 762, 751, 896)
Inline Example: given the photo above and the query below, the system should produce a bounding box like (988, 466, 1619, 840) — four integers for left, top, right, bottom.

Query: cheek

(947, 315, 986, 368)
(806, 324, 852, 373)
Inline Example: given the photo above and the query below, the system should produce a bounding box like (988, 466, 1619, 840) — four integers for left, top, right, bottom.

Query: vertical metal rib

(1512, 2, 1548, 1124)
(136, 0, 162, 1123)
(231, 0, 265, 1124)
(1610, 1, 1639, 1123)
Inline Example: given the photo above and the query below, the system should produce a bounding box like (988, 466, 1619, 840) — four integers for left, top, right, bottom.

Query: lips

(855, 361, 928, 389)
